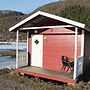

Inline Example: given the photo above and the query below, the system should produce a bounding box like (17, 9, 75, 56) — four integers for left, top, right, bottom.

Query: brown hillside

(35, 0, 90, 14)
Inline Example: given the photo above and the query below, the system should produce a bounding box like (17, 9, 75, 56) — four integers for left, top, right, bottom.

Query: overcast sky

(0, 0, 59, 14)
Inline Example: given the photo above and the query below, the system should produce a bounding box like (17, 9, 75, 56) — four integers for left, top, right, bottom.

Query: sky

(0, 0, 59, 14)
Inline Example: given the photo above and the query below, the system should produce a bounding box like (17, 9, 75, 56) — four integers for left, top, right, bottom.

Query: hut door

(31, 35, 43, 68)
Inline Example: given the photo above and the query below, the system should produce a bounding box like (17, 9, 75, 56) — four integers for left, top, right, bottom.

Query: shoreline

(0, 50, 16, 57)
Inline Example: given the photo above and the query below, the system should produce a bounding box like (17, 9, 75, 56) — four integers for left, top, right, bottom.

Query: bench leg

(66, 67, 69, 72)
(60, 66, 66, 72)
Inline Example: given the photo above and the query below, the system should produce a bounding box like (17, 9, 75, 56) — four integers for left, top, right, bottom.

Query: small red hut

(9, 11, 90, 84)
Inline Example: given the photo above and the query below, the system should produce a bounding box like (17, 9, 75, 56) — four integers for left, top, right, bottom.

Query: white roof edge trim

(39, 11, 85, 28)
(9, 11, 41, 31)
(9, 11, 85, 32)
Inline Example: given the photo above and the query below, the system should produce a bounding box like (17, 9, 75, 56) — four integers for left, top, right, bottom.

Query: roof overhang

(9, 11, 85, 32)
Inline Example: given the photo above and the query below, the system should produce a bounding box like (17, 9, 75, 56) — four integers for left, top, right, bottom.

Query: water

(0, 42, 27, 69)
(0, 42, 27, 50)
(0, 56, 15, 69)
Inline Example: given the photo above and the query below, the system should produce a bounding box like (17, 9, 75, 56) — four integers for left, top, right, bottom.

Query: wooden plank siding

(43, 34, 81, 71)
(43, 34, 74, 71)
(28, 27, 81, 72)
(28, 34, 31, 66)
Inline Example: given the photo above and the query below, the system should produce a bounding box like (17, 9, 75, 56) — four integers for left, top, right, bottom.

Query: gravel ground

(0, 80, 35, 90)
(0, 69, 64, 90)
(0, 69, 36, 90)
(0, 69, 90, 90)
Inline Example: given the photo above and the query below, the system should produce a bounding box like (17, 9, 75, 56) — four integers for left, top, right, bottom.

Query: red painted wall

(42, 28, 81, 71)
(28, 27, 81, 72)
(28, 36, 31, 66)
(43, 35, 74, 71)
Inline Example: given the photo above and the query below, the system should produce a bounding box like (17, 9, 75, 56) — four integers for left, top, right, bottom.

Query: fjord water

(0, 42, 27, 69)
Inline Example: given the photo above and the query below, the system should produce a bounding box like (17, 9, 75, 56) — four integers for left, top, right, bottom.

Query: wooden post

(27, 31, 29, 52)
(27, 31, 29, 64)
(16, 30, 19, 68)
(73, 27, 78, 80)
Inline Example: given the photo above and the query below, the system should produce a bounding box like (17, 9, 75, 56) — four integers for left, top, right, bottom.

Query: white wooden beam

(20, 25, 74, 30)
(73, 27, 78, 80)
(81, 30, 84, 56)
(16, 30, 19, 68)
(27, 31, 29, 52)
(27, 31, 29, 65)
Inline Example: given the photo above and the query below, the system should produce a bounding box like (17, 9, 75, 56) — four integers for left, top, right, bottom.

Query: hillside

(0, 10, 24, 16)
(35, 0, 90, 27)
(0, 10, 27, 41)
(36, 0, 90, 13)
(0, 0, 90, 41)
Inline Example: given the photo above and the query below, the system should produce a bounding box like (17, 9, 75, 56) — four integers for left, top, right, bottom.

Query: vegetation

(61, 5, 90, 27)
(0, 69, 90, 90)
(36, 0, 90, 27)
(0, 0, 90, 41)
(0, 10, 27, 41)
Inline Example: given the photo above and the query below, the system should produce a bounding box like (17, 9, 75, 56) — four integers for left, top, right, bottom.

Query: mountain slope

(0, 0, 90, 41)
(0, 10, 27, 41)
(0, 10, 24, 17)
(34, 0, 90, 27)
(36, 0, 90, 14)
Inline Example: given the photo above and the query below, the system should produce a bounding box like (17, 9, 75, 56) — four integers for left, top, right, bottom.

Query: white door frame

(31, 35, 43, 68)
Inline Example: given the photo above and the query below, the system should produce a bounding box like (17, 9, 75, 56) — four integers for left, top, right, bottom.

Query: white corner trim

(73, 27, 78, 80)
(9, 11, 85, 32)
